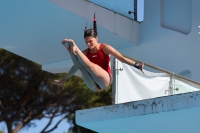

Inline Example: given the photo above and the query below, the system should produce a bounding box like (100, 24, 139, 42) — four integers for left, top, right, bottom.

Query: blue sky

(0, 116, 70, 133)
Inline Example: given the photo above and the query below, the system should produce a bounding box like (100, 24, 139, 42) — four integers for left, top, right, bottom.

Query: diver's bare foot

(62, 39, 78, 55)
(53, 80, 65, 89)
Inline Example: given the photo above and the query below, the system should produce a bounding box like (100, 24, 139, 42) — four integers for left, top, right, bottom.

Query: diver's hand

(134, 62, 145, 74)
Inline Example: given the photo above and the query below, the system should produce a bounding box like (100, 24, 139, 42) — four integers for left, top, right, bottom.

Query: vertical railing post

(134, 0, 138, 21)
(112, 58, 117, 104)
(169, 74, 174, 95)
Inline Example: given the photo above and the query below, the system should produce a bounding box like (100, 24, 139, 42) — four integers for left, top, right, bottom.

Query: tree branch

(0, 100, 4, 110)
(0, 90, 32, 121)
(5, 119, 13, 133)
(13, 110, 33, 133)
(40, 111, 56, 133)
(43, 115, 68, 133)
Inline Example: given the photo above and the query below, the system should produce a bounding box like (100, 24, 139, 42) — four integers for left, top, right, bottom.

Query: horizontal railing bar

(123, 55, 200, 86)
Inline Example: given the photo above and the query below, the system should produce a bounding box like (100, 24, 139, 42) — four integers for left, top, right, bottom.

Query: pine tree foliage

(0, 48, 112, 133)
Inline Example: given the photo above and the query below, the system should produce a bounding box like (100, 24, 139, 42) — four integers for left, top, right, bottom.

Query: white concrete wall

(48, 0, 140, 44)
(119, 0, 200, 82)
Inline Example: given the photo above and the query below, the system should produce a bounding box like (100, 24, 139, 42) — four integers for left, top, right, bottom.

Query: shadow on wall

(160, 0, 191, 35)
(178, 69, 191, 79)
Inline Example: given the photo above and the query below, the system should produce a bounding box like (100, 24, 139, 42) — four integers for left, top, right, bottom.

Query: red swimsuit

(86, 44, 112, 74)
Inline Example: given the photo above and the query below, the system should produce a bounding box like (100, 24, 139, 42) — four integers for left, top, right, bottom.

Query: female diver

(53, 14, 144, 92)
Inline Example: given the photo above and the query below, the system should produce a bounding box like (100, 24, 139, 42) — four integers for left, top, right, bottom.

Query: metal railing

(112, 55, 200, 104)
(123, 55, 200, 86)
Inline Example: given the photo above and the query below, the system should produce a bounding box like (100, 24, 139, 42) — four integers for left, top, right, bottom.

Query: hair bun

(84, 13, 98, 38)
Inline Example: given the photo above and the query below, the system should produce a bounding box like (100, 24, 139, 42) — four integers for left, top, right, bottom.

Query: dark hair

(84, 13, 98, 38)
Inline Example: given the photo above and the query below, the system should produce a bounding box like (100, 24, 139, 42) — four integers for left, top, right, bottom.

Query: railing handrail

(123, 55, 200, 87)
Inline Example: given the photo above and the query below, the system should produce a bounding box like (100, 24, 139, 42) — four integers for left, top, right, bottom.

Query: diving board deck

(76, 91, 200, 133)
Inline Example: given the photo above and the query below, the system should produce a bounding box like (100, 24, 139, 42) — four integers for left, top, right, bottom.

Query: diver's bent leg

(80, 68, 100, 92)
(67, 49, 100, 91)
(75, 48, 111, 89)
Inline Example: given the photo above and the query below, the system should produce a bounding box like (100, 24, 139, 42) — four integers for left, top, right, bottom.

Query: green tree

(67, 86, 112, 133)
(0, 48, 112, 133)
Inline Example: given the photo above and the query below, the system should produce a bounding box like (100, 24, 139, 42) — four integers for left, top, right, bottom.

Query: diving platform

(76, 90, 200, 133)
(76, 58, 200, 133)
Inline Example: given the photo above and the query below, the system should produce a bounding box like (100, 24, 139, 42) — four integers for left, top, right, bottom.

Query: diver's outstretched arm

(103, 44, 145, 74)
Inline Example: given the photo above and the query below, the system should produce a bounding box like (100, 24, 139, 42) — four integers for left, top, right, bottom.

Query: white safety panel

(115, 59, 200, 104)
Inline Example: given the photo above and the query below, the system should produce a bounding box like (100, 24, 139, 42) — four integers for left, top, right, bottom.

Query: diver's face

(84, 36, 98, 49)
